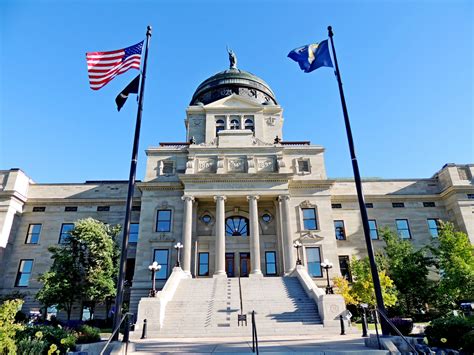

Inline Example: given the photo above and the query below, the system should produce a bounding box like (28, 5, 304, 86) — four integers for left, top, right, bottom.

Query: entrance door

(240, 253, 250, 277)
(225, 253, 235, 277)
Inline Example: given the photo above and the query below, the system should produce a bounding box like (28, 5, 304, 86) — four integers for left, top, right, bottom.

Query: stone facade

(0, 66, 472, 321)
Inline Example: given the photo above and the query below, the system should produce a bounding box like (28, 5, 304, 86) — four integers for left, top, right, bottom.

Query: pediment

(204, 94, 264, 110)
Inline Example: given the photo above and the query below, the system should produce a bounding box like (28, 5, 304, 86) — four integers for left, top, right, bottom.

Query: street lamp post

(321, 258, 334, 294)
(293, 241, 302, 265)
(148, 261, 161, 297)
(174, 242, 183, 267)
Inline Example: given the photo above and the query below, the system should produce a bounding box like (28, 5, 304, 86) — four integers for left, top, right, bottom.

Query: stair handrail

(99, 312, 133, 355)
(251, 310, 259, 354)
(373, 308, 419, 354)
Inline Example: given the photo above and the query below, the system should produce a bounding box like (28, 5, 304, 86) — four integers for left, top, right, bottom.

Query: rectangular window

(302, 208, 317, 230)
(298, 160, 310, 173)
(334, 220, 346, 240)
(25, 224, 42, 244)
(162, 161, 174, 175)
(338, 255, 351, 281)
(331, 203, 342, 209)
(156, 210, 172, 232)
(153, 249, 169, 280)
(59, 223, 74, 244)
(365, 203, 373, 208)
(125, 258, 136, 284)
(198, 252, 209, 276)
(396, 219, 411, 239)
(132, 205, 141, 211)
(369, 220, 379, 240)
(65, 206, 77, 212)
(467, 194, 474, 200)
(265, 251, 277, 276)
(423, 202, 436, 207)
(32, 206, 46, 212)
(97, 206, 110, 212)
(129, 223, 139, 243)
(306, 247, 322, 277)
(15, 259, 33, 287)
(392, 202, 405, 208)
(427, 219, 441, 238)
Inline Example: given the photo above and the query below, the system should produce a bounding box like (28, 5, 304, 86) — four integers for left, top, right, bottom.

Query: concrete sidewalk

(129, 333, 388, 354)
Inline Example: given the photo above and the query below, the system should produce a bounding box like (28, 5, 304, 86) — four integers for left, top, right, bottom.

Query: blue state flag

(288, 40, 333, 73)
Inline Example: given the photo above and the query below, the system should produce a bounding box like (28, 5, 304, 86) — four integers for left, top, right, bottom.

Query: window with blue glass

(15, 259, 33, 287)
(302, 208, 317, 230)
(59, 223, 74, 244)
(153, 249, 169, 280)
(368, 220, 378, 240)
(265, 251, 277, 276)
(427, 219, 440, 238)
(225, 216, 249, 237)
(129, 223, 139, 243)
(156, 210, 172, 232)
(198, 252, 209, 276)
(396, 219, 411, 239)
(334, 220, 346, 240)
(306, 247, 322, 277)
(25, 224, 42, 244)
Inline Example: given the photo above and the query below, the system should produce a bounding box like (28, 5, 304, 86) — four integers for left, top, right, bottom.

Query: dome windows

(244, 117, 254, 132)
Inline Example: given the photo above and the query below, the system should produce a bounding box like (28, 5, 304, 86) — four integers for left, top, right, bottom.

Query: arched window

(216, 119, 225, 135)
(230, 119, 240, 130)
(244, 118, 254, 132)
(225, 216, 249, 237)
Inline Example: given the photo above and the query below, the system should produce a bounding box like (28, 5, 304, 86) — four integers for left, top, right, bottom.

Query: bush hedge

(425, 315, 474, 353)
(75, 324, 101, 344)
(389, 317, 413, 336)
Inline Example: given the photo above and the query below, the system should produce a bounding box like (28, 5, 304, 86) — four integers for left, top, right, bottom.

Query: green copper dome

(190, 68, 278, 106)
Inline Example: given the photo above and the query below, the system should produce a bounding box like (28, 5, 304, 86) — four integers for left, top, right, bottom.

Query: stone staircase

(142, 276, 323, 338)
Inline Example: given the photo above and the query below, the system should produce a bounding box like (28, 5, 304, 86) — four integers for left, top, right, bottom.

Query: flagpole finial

(327, 26, 333, 37)
(147, 25, 152, 36)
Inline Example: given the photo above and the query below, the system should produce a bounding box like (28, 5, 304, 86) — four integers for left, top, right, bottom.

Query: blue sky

(0, 0, 472, 183)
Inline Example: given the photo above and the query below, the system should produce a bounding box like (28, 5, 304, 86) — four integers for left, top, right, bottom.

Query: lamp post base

(325, 286, 334, 295)
(148, 289, 157, 297)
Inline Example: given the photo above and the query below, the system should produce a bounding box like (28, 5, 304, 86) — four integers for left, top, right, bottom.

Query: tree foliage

(381, 227, 435, 315)
(433, 222, 474, 309)
(0, 299, 25, 354)
(36, 218, 120, 320)
(334, 257, 398, 308)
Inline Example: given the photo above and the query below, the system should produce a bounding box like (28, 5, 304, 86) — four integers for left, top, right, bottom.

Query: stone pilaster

(279, 195, 295, 274)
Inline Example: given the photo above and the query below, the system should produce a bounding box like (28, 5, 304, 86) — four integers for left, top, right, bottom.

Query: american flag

(86, 41, 143, 90)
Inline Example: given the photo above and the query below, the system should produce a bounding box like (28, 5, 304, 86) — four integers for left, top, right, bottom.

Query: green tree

(36, 218, 120, 320)
(334, 257, 398, 308)
(433, 222, 474, 310)
(381, 228, 435, 315)
(0, 299, 25, 354)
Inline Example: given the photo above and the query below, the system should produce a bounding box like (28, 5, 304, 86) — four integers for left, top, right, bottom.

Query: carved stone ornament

(252, 137, 273, 146)
(228, 158, 245, 172)
(299, 200, 315, 208)
(192, 118, 201, 126)
(257, 158, 275, 172)
(299, 232, 323, 242)
(197, 158, 216, 173)
(160, 201, 169, 208)
(198, 137, 217, 147)
(265, 116, 276, 126)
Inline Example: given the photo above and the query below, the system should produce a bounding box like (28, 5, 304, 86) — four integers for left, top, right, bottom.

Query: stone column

(214, 195, 227, 277)
(247, 195, 263, 276)
(181, 195, 194, 274)
(279, 195, 295, 274)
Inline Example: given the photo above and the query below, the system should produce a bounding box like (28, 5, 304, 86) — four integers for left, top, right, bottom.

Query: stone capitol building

(1, 58, 473, 334)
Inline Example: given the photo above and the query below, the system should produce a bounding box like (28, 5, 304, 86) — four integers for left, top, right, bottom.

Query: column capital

(246, 195, 260, 201)
(278, 195, 290, 202)
(182, 195, 195, 202)
(214, 195, 227, 202)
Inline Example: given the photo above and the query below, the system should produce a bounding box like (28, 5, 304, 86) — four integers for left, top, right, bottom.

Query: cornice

(0, 190, 28, 204)
(25, 198, 137, 205)
(137, 182, 184, 191)
(289, 180, 334, 189)
(330, 194, 443, 202)
(178, 173, 293, 184)
(439, 185, 474, 199)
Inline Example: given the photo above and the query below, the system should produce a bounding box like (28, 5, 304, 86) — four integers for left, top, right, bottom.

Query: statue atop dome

(227, 47, 237, 69)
